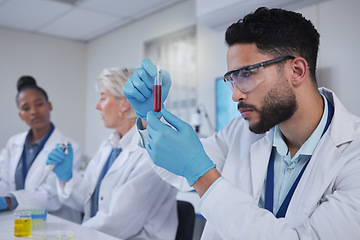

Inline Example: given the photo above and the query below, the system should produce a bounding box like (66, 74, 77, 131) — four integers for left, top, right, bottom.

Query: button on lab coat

(153, 88, 360, 240)
(0, 127, 82, 223)
(56, 125, 178, 240)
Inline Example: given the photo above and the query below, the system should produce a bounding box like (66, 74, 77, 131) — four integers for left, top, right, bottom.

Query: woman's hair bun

(17, 75, 37, 92)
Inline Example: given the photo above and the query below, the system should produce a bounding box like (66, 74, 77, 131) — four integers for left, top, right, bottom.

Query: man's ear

(291, 57, 309, 86)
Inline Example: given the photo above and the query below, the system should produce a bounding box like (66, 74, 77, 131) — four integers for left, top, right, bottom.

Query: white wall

(196, 0, 360, 137)
(84, 0, 197, 156)
(0, 28, 87, 150)
(84, 0, 360, 153)
(316, 0, 360, 111)
(1, 0, 359, 159)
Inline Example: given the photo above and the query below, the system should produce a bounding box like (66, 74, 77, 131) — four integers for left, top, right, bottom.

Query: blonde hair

(96, 67, 137, 120)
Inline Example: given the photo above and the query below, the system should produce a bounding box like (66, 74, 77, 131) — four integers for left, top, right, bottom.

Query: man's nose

(232, 85, 248, 102)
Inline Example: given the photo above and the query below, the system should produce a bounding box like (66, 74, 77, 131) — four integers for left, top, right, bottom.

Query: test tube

(154, 65, 162, 113)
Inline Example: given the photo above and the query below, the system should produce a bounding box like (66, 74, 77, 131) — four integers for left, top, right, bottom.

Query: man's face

(226, 43, 297, 134)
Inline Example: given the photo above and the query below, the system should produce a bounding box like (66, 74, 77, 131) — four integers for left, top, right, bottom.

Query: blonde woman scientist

(47, 68, 178, 239)
(0, 76, 82, 223)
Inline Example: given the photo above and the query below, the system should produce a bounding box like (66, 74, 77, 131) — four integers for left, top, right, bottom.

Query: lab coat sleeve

(200, 178, 299, 239)
(56, 155, 93, 212)
(7, 162, 63, 211)
(200, 155, 360, 240)
(55, 175, 88, 213)
(0, 145, 11, 194)
(10, 177, 60, 211)
(56, 138, 113, 214)
(141, 118, 240, 192)
(71, 141, 82, 172)
(137, 117, 193, 192)
(8, 139, 82, 211)
(147, 158, 193, 192)
(201, 116, 248, 173)
(54, 139, 86, 209)
(82, 160, 177, 240)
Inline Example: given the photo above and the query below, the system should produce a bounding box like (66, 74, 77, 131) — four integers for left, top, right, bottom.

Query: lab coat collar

(268, 88, 356, 157)
(101, 125, 142, 178)
(272, 92, 329, 160)
(9, 126, 59, 181)
(320, 87, 358, 145)
(250, 88, 359, 221)
(108, 131, 122, 149)
(20, 127, 62, 192)
(12, 132, 28, 147)
(107, 124, 139, 152)
(285, 88, 360, 225)
(250, 130, 273, 199)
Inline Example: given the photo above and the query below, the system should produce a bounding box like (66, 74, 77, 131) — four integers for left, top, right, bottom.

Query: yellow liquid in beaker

(14, 217, 32, 237)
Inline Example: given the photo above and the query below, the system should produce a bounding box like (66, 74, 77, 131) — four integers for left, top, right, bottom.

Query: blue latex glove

(0, 197, 7, 211)
(123, 58, 172, 120)
(46, 143, 73, 181)
(146, 109, 216, 186)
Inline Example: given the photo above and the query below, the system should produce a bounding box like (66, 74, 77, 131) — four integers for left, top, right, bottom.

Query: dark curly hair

(225, 7, 320, 83)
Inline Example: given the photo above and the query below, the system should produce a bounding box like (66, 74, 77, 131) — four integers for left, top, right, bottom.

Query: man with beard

(123, 7, 360, 240)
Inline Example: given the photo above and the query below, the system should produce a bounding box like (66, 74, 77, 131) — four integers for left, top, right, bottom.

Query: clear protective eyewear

(223, 56, 295, 93)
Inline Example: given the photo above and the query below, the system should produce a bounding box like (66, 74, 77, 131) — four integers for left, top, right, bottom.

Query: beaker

(14, 210, 32, 237)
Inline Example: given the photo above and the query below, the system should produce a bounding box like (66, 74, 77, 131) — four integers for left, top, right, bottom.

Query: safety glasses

(223, 56, 295, 93)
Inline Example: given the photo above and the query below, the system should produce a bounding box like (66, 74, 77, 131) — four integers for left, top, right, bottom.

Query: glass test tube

(154, 66, 162, 112)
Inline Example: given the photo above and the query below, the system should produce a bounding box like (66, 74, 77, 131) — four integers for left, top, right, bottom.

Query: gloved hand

(123, 58, 172, 120)
(146, 109, 216, 186)
(0, 197, 7, 211)
(46, 143, 74, 181)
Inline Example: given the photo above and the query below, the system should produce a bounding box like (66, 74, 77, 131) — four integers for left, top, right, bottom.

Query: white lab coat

(56, 125, 178, 240)
(154, 88, 360, 239)
(0, 127, 82, 223)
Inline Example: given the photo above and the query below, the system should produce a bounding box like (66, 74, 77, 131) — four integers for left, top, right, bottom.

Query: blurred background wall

(0, 0, 359, 162)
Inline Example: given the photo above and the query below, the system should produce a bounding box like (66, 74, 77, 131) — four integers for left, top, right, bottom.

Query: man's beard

(239, 78, 298, 134)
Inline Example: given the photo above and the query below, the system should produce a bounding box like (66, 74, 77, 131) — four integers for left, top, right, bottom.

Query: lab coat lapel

(25, 129, 59, 191)
(9, 133, 26, 188)
(105, 149, 128, 176)
(321, 87, 358, 145)
(284, 137, 340, 224)
(96, 144, 113, 178)
(284, 88, 358, 225)
(250, 131, 273, 199)
(104, 127, 139, 176)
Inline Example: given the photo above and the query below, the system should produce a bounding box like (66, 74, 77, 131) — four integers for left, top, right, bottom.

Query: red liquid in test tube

(154, 66, 162, 112)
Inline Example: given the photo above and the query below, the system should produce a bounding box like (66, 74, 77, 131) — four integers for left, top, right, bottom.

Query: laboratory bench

(0, 191, 205, 240)
(0, 211, 120, 240)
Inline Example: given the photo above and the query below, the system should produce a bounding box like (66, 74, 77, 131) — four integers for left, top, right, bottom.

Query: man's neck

(278, 92, 324, 158)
